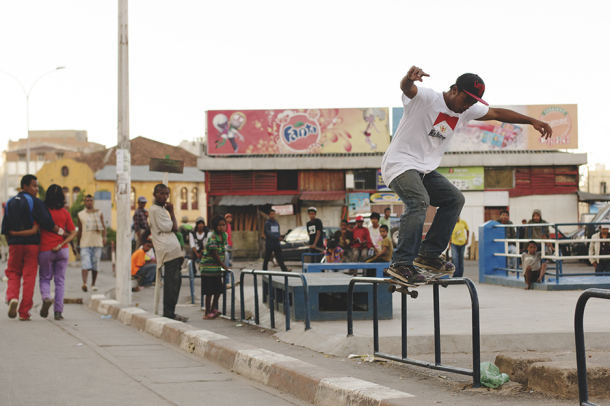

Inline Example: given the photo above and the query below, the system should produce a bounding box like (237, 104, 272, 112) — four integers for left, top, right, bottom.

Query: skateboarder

(382, 66, 553, 284)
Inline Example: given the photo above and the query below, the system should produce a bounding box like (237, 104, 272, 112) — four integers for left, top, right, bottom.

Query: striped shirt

(200, 231, 227, 277)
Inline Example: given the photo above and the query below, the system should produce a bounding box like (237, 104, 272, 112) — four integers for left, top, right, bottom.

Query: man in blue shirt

(262, 209, 290, 272)
(2, 175, 62, 320)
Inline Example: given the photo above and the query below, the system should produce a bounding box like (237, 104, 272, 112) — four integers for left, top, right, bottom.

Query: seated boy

(522, 240, 547, 290)
(365, 225, 394, 277)
(131, 239, 157, 287)
(324, 239, 344, 265)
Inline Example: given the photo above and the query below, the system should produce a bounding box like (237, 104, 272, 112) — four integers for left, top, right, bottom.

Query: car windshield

(285, 227, 308, 242)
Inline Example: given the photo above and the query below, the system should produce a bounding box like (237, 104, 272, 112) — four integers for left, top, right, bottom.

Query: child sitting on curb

(522, 240, 547, 290)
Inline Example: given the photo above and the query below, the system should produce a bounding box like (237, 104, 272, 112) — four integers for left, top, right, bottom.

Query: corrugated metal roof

(300, 191, 346, 201)
(95, 165, 205, 182)
(214, 195, 297, 206)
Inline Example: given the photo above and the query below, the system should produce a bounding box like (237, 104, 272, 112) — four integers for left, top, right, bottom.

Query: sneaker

(92, 286, 98, 292)
(414, 256, 455, 276)
(40, 298, 53, 318)
(387, 264, 427, 284)
(7, 298, 18, 319)
(82, 284, 88, 292)
(54, 312, 63, 320)
(19, 315, 31, 321)
(173, 314, 188, 322)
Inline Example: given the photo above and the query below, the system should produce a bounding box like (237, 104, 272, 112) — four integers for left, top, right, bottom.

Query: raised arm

(400, 66, 429, 99)
(477, 108, 553, 139)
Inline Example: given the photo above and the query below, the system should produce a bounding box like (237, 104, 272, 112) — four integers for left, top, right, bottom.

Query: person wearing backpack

(1, 175, 63, 321)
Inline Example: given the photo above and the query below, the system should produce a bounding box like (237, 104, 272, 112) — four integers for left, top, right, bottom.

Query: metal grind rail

(575, 288, 610, 406)
(346, 277, 481, 388)
(239, 270, 311, 331)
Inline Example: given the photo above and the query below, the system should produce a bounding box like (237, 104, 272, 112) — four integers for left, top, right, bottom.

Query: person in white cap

(381, 66, 553, 284)
(589, 225, 610, 276)
(306, 207, 324, 261)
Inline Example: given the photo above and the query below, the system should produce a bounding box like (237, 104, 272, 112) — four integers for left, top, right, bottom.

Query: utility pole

(116, 0, 131, 304)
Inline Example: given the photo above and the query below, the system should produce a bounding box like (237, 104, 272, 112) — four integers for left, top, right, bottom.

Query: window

(18, 154, 25, 162)
(63, 187, 70, 204)
(601, 182, 607, 194)
(56, 153, 64, 159)
(180, 187, 188, 210)
(72, 187, 80, 205)
(130, 187, 136, 210)
(61, 166, 69, 177)
(277, 171, 298, 190)
(484, 168, 514, 189)
(191, 187, 198, 210)
(37, 153, 45, 161)
(353, 169, 377, 190)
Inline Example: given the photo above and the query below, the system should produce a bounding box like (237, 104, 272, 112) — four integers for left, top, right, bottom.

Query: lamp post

(0, 66, 65, 174)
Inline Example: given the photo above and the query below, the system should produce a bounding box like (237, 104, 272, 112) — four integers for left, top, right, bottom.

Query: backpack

(5, 193, 34, 232)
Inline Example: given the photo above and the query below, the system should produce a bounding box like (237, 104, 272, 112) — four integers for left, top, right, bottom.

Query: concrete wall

(461, 191, 509, 242)
(299, 203, 344, 229)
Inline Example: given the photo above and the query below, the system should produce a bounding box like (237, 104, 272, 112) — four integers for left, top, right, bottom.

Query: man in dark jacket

(2, 175, 62, 320)
(262, 209, 290, 272)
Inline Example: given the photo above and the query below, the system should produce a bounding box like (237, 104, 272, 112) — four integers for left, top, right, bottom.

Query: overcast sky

(0, 0, 608, 167)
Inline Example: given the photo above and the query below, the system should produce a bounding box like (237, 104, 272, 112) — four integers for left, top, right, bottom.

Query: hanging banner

(376, 169, 391, 191)
(392, 104, 578, 151)
(437, 167, 485, 190)
(207, 108, 390, 155)
(348, 192, 371, 218)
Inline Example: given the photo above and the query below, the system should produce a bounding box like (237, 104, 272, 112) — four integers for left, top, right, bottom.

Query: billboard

(437, 167, 485, 190)
(207, 108, 390, 155)
(348, 193, 371, 218)
(392, 104, 577, 151)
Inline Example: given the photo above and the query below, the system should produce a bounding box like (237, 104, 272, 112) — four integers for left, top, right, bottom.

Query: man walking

(148, 184, 188, 322)
(262, 209, 290, 272)
(382, 66, 552, 284)
(133, 196, 149, 248)
(2, 175, 62, 320)
(450, 216, 469, 278)
(77, 194, 106, 292)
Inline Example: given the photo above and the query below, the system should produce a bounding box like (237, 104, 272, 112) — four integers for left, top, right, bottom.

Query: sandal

(203, 313, 215, 320)
(212, 309, 221, 318)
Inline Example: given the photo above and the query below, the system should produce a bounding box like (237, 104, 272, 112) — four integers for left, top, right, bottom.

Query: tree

(38, 184, 46, 201)
(69, 190, 86, 227)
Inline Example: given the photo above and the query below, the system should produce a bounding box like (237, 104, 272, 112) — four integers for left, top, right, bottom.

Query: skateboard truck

(388, 283, 419, 299)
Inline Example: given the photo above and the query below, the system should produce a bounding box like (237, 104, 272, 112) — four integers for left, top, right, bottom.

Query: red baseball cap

(355, 215, 364, 222)
(455, 73, 488, 106)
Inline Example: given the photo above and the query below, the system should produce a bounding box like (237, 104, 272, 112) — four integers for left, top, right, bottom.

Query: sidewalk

(2, 258, 608, 405)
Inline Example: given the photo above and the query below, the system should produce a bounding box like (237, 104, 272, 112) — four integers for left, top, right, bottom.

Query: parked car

(277, 226, 339, 262)
(349, 214, 400, 246)
(560, 203, 610, 260)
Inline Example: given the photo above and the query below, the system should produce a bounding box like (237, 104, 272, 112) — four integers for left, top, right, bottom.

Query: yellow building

(36, 136, 207, 230)
(34, 158, 97, 206)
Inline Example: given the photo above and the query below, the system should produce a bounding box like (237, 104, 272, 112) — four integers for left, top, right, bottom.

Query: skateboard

(387, 278, 419, 298)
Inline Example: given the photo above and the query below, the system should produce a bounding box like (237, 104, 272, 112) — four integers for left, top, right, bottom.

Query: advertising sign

(376, 169, 391, 191)
(392, 104, 578, 151)
(437, 167, 485, 190)
(272, 204, 294, 216)
(348, 193, 371, 218)
(207, 108, 390, 155)
(370, 192, 401, 203)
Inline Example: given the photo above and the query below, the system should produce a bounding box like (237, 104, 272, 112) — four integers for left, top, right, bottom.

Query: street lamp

(0, 66, 65, 174)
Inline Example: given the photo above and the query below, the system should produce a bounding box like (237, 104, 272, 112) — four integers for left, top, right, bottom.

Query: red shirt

(226, 223, 232, 246)
(351, 226, 372, 249)
(40, 208, 75, 252)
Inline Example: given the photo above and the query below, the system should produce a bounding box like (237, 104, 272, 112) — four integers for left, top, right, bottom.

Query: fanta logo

(279, 113, 320, 151)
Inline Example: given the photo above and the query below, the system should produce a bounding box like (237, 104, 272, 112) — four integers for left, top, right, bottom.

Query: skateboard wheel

(388, 285, 397, 293)
(410, 290, 419, 299)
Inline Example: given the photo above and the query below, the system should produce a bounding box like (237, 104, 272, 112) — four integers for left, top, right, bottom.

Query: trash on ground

(235, 324, 243, 327)
(348, 354, 375, 362)
(480, 361, 510, 388)
(101, 315, 112, 319)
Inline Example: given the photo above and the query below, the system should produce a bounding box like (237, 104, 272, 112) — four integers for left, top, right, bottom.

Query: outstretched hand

(532, 119, 553, 139)
(406, 66, 429, 82)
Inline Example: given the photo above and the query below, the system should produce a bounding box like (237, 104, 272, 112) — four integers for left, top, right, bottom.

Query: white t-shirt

(381, 87, 489, 186)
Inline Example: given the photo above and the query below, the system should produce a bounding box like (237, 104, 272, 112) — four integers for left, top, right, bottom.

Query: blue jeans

(389, 170, 465, 266)
(451, 244, 466, 278)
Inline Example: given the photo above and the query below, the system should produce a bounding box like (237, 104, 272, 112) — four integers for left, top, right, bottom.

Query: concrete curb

(87, 297, 433, 405)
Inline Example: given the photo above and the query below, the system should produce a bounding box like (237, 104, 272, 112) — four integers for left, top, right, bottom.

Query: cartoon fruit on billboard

(278, 110, 321, 152)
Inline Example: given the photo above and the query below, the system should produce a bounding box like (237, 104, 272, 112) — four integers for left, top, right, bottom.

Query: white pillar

(116, 0, 131, 305)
